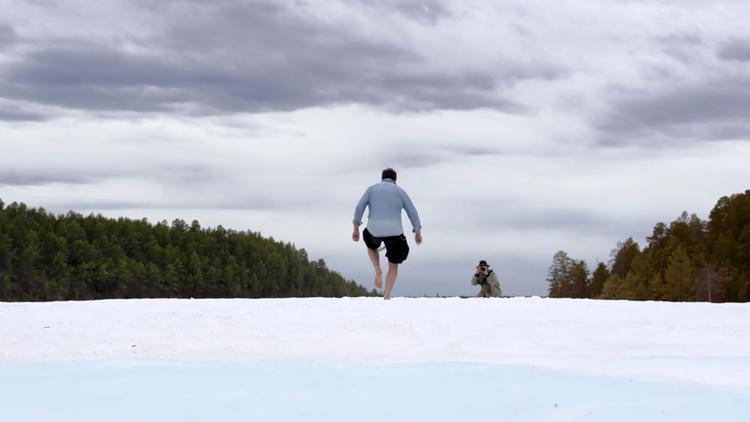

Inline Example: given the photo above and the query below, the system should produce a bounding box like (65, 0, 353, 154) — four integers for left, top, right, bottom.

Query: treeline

(0, 199, 376, 301)
(547, 190, 750, 302)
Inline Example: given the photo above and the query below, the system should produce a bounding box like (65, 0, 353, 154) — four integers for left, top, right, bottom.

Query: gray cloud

(43, 200, 155, 212)
(594, 77, 750, 144)
(0, 107, 47, 121)
(657, 33, 706, 64)
(376, 142, 515, 170)
(0, 161, 314, 212)
(48, 196, 311, 212)
(155, 164, 222, 186)
(0, 24, 16, 47)
(657, 33, 703, 46)
(0, 0, 562, 117)
(717, 38, 750, 62)
(2, 42, 203, 113)
(474, 205, 651, 238)
(0, 170, 97, 186)
(209, 196, 315, 211)
(351, 0, 452, 24)
(379, 150, 447, 169)
(0, 163, 220, 187)
(441, 144, 508, 157)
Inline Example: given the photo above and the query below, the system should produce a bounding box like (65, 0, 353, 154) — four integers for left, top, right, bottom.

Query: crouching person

(471, 260, 501, 298)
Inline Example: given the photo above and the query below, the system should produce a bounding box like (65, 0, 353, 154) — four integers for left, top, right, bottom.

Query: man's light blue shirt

(353, 178, 422, 237)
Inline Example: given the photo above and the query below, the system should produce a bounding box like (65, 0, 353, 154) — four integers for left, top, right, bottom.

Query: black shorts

(363, 228, 410, 264)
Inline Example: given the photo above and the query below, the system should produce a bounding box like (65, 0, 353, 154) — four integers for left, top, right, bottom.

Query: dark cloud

(717, 39, 750, 62)
(0, 106, 48, 121)
(2, 42, 200, 113)
(0, 0, 562, 116)
(593, 77, 750, 144)
(0, 170, 97, 186)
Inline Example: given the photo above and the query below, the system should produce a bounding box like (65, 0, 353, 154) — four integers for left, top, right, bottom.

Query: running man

(352, 168, 422, 300)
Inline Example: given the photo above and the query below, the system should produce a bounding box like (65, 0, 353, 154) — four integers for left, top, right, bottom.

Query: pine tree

(570, 260, 590, 298)
(547, 251, 573, 298)
(663, 246, 694, 301)
(706, 190, 750, 301)
(599, 274, 623, 299)
(610, 238, 640, 279)
(694, 266, 727, 303)
(589, 263, 609, 298)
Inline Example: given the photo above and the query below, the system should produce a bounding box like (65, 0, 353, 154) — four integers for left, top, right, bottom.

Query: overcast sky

(2, 0, 750, 296)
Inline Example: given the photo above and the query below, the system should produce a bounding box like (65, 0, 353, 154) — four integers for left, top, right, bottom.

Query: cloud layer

(0, 0, 567, 118)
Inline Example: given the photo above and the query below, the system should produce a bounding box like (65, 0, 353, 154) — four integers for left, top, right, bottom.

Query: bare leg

(383, 262, 399, 300)
(367, 247, 383, 289)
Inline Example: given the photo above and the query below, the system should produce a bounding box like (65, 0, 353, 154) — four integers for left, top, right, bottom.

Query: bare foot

(375, 269, 383, 289)
(383, 290, 392, 300)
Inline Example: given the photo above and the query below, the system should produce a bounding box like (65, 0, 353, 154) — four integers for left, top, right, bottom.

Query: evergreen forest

(547, 190, 750, 302)
(0, 199, 375, 301)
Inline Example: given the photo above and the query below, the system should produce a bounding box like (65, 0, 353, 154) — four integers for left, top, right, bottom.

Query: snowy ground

(1, 297, 749, 421)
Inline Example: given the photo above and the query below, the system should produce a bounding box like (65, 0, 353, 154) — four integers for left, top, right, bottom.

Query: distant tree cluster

(0, 200, 376, 301)
(547, 190, 750, 302)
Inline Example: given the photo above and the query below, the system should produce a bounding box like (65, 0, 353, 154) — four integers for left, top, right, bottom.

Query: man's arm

(471, 267, 483, 286)
(399, 188, 422, 243)
(352, 187, 370, 241)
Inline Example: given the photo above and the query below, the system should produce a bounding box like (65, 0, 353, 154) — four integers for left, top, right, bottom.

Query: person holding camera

(471, 260, 501, 298)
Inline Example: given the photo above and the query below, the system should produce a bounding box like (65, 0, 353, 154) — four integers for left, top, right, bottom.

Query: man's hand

(352, 226, 360, 242)
(415, 231, 422, 245)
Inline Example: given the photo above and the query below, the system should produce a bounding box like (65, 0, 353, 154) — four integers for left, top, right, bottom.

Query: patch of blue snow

(1, 362, 748, 421)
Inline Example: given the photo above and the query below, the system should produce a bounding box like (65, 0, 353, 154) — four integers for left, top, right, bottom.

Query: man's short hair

(382, 168, 397, 181)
